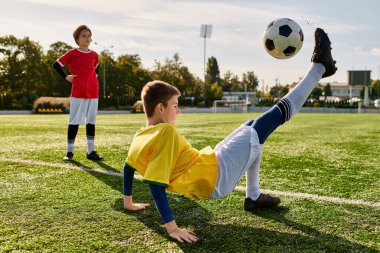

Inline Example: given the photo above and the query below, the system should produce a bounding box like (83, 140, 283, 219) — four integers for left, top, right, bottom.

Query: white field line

(1, 157, 379, 207)
(235, 186, 380, 207)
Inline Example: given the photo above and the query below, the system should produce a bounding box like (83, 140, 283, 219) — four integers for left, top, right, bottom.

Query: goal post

(212, 100, 248, 113)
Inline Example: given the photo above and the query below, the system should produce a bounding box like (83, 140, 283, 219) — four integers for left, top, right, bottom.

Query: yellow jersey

(126, 123, 218, 199)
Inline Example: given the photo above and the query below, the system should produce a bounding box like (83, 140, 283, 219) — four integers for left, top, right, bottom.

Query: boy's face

(160, 95, 180, 125)
(76, 30, 92, 48)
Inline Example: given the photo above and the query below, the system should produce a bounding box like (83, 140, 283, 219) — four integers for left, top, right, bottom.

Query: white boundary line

(235, 186, 380, 207)
(1, 157, 379, 207)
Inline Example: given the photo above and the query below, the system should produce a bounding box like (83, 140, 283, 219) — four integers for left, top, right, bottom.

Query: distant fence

(0, 110, 33, 115)
(181, 107, 380, 114)
(1, 107, 380, 115)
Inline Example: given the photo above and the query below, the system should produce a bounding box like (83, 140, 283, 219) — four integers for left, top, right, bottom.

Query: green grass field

(0, 113, 379, 252)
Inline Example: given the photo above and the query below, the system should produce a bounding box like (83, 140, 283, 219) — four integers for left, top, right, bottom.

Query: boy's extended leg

(252, 28, 337, 144)
(244, 28, 337, 210)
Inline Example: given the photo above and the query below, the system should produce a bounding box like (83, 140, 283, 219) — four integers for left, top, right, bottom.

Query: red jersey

(57, 48, 99, 98)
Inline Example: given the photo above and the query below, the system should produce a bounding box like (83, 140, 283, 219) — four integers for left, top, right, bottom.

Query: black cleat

(244, 193, 280, 212)
(87, 151, 104, 161)
(311, 28, 337, 78)
(63, 152, 74, 162)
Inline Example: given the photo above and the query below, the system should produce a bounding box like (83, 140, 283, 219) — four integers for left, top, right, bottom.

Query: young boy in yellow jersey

(123, 28, 337, 243)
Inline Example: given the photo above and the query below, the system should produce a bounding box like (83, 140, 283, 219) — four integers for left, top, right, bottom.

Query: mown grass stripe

(1, 157, 379, 207)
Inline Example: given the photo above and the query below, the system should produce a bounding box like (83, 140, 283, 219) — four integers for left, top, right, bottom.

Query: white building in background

(317, 82, 361, 98)
(222, 91, 257, 105)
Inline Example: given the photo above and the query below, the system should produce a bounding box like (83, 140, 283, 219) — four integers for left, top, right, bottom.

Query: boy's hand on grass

(169, 228, 199, 243)
(165, 221, 198, 243)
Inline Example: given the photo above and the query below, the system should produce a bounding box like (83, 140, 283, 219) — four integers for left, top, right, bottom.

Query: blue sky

(1, 0, 379, 88)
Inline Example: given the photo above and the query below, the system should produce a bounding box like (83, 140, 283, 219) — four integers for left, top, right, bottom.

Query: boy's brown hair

(141, 80, 180, 117)
(73, 25, 92, 45)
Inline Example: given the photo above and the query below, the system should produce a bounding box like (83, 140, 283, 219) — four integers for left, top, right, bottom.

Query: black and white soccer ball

(263, 18, 304, 59)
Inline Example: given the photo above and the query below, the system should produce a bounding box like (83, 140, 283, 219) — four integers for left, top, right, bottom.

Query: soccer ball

(263, 18, 304, 59)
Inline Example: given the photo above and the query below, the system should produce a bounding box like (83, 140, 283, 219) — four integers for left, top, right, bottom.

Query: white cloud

(354, 47, 364, 51)
(2, 0, 380, 84)
(371, 48, 380, 56)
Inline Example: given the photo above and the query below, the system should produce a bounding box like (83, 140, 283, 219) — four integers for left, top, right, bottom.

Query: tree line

(0, 35, 259, 110)
(1, 35, 378, 110)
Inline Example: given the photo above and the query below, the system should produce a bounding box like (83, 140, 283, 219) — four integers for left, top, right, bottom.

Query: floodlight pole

(94, 42, 114, 99)
(200, 24, 212, 107)
(275, 78, 280, 98)
(204, 36, 206, 105)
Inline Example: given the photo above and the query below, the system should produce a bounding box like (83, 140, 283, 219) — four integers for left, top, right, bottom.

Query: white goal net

(212, 100, 248, 113)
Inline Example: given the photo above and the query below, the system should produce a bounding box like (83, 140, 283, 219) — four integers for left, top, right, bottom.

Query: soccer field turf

(0, 113, 379, 252)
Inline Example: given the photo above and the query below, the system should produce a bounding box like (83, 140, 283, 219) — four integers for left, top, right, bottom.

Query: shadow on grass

(112, 191, 373, 252)
(68, 161, 373, 252)
(238, 207, 374, 253)
(70, 160, 122, 174)
(185, 222, 374, 252)
(70, 160, 123, 193)
(111, 184, 215, 249)
(93, 160, 121, 173)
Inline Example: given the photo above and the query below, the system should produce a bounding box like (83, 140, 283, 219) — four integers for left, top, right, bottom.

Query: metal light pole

(275, 78, 280, 99)
(200, 24, 213, 107)
(94, 42, 114, 98)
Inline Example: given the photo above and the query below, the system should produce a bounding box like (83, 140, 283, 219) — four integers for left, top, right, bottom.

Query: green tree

(98, 50, 117, 106)
(371, 79, 380, 99)
(310, 87, 323, 99)
(206, 56, 220, 85)
(115, 54, 151, 106)
(221, 71, 241, 92)
(324, 83, 332, 96)
(0, 35, 46, 108)
(279, 85, 289, 97)
(269, 85, 280, 99)
(150, 53, 198, 98)
(45, 41, 73, 97)
(207, 82, 223, 102)
(241, 71, 259, 91)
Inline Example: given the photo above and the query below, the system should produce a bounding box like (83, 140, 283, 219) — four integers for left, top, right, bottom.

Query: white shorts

(210, 121, 261, 198)
(69, 97, 98, 125)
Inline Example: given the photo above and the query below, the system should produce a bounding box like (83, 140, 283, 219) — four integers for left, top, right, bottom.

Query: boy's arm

(52, 61, 76, 83)
(95, 65, 99, 79)
(95, 65, 99, 75)
(52, 61, 67, 80)
(123, 164, 149, 211)
(149, 184, 198, 243)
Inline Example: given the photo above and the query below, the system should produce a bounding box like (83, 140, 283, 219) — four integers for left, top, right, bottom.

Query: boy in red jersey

(53, 25, 103, 162)
(123, 28, 337, 243)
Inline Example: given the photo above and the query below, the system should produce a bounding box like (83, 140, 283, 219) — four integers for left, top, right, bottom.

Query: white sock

(282, 63, 325, 119)
(67, 140, 75, 153)
(246, 145, 263, 201)
(87, 137, 94, 154)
